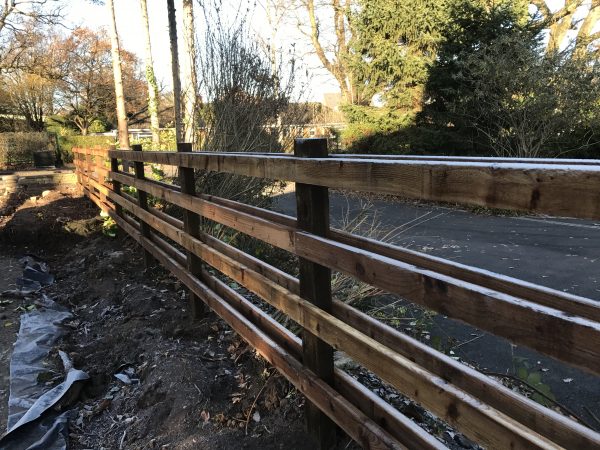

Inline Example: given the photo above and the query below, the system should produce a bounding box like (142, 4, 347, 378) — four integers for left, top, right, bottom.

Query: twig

(483, 371, 593, 429)
(367, 298, 404, 314)
(118, 429, 127, 450)
(245, 372, 273, 435)
(374, 316, 416, 322)
(198, 354, 226, 362)
(452, 334, 484, 350)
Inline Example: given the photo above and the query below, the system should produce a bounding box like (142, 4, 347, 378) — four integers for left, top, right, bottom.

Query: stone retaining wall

(0, 171, 77, 196)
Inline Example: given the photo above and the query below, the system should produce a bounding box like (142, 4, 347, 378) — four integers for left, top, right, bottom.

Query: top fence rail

(108, 149, 600, 220)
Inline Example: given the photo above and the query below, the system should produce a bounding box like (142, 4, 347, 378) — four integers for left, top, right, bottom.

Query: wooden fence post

(109, 145, 123, 218)
(294, 138, 336, 449)
(132, 144, 154, 267)
(74, 149, 83, 195)
(177, 142, 206, 319)
(85, 147, 93, 192)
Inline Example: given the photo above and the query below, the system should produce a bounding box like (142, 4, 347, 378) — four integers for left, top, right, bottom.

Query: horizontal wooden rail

(100, 177, 600, 447)
(335, 154, 600, 165)
(92, 146, 600, 166)
(73, 147, 600, 449)
(163, 209, 600, 448)
(108, 149, 600, 219)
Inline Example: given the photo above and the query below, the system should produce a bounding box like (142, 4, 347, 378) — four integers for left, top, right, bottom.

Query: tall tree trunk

(574, 4, 600, 58)
(107, 0, 130, 150)
(140, 0, 161, 148)
(182, 0, 198, 145)
(167, 0, 183, 143)
(304, 0, 355, 104)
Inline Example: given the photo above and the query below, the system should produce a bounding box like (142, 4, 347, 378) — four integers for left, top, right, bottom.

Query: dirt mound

(0, 188, 101, 253)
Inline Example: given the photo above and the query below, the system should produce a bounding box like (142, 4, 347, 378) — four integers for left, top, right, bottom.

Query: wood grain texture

(331, 301, 600, 449)
(108, 146, 123, 218)
(132, 144, 154, 266)
(110, 171, 295, 251)
(175, 232, 599, 449)
(164, 185, 600, 323)
(177, 142, 206, 319)
(108, 149, 600, 219)
(295, 138, 336, 449)
(295, 232, 600, 376)
(77, 155, 600, 449)
(201, 266, 446, 450)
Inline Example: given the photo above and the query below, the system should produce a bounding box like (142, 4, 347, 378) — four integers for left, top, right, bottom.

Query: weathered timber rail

(73, 144, 600, 450)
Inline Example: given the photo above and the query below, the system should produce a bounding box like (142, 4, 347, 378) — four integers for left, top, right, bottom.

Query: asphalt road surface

(275, 191, 600, 427)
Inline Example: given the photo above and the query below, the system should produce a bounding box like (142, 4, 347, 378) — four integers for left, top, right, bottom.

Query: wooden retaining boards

(331, 301, 600, 449)
(75, 147, 110, 158)
(330, 230, 600, 323)
(107, 172, 600, 375)
(106, 191, 561, 449)
(295, 233, 600, 375)
(193, 230, 600, 449)
(85, 147, 600, 166)
(110, 171, 296, 252)
(98, 180, 600, 447)
(205, 189, 600, 323)
(108, 149, 600, 219)
(335, 154, 600, 165)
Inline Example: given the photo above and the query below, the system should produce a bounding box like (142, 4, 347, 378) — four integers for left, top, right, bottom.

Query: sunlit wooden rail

(73, 144, 600, 450)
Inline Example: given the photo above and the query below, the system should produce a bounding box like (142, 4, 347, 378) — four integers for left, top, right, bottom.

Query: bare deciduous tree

(532, 0, 600, 56)
(0, 0, 62, 34)
(181, 0, 198, 144)
(0, 0, 64, 71)
(295, 0, 359, 104)
(4, 72, 55, 131)
(106, 0, 130, 150)
(139, 0, 160, 147)
(167, 0, 182, 142)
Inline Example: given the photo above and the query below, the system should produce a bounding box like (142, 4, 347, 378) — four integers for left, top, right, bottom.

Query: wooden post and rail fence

(73, 141, 600, 449)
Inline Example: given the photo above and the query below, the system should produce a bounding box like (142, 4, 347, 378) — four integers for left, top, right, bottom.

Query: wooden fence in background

(73, 142, 600, 450)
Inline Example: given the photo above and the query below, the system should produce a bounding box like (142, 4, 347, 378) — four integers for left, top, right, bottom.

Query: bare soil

(0, 189, 352, 449)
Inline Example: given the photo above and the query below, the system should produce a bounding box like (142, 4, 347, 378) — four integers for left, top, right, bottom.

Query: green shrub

(131, 129, 177, 151)
(58, 135, 116, 163)
(0, 132, 54, 169)
(89, 120, 108, 134)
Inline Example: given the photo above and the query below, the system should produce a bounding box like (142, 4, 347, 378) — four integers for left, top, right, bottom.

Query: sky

(64, 1, 596, 104)
(65, 0, 340, 102)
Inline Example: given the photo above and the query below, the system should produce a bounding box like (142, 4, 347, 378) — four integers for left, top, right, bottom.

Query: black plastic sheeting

(0, 257, 88, 450)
